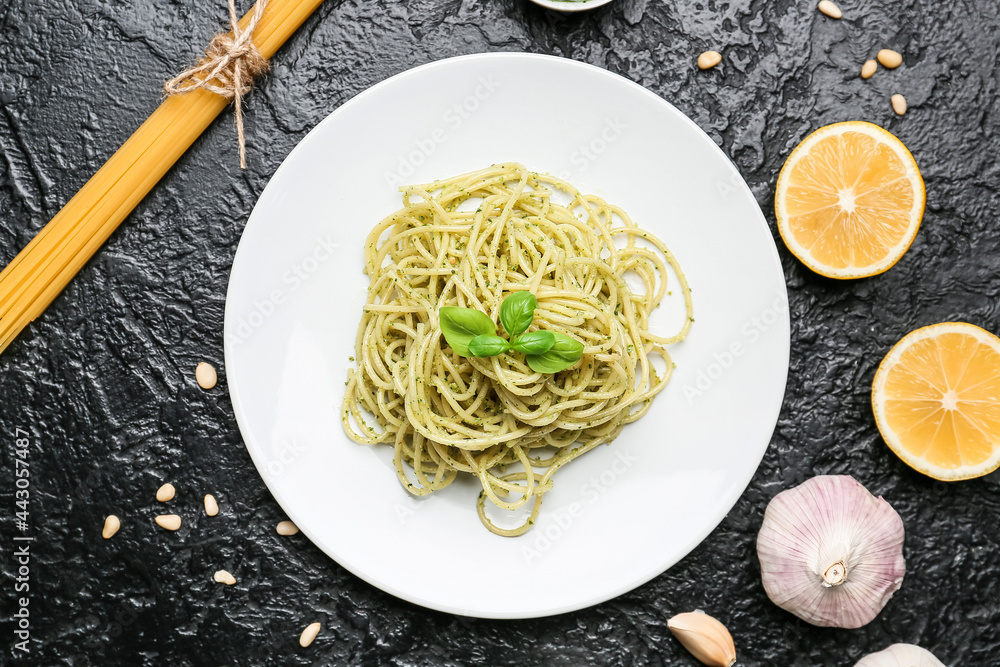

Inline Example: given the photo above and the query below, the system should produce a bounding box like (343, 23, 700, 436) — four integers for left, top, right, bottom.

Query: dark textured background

(1, 0, 999, 665)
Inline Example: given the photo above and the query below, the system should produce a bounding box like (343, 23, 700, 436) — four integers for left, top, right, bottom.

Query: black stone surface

(1, 0, 999, 665)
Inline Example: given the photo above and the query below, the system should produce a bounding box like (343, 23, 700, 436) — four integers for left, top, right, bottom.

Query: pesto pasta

(342, 164, 693, 536)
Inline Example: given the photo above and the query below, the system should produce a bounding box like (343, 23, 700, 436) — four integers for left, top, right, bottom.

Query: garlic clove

(855, 643, 946, 667)
(756, 475, 905, 628)
(667, 611, 736, 667)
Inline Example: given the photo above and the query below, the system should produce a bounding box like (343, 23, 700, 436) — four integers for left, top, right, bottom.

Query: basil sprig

(438, 292, 583, 373)
(499, 290, 536, 337)
(525, 332, 585, 374)
(512, 330, 555, 355)
(438, 306, 495, 357)
(468, 335, 510, 357)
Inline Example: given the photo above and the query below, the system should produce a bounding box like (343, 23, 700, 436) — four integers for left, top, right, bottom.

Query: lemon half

(873, 322, 1000, 481)
(775, 121, 925, 279)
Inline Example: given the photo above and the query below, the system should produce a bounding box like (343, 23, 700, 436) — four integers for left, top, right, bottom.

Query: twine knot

(164, 0, 270, 168)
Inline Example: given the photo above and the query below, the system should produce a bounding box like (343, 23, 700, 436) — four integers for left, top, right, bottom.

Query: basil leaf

(510, 330, 555, 355)
(498, 291, 537, 337)
(439, 306, 496, 357)
(468, 335, 510, 357)
(526, 332, 584, 374)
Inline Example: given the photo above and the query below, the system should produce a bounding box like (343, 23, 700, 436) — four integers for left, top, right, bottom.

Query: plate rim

(527, 0, 617, 13)
(224, 51, 790, 618)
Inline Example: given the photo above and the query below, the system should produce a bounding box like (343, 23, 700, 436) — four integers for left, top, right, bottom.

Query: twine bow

(164, 0, 270, 168)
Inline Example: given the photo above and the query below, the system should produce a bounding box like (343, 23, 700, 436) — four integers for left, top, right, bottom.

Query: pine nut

(155, 514, 182, 531)
(276, 520, 299, 536)
(891, 94, 907, 115)
(861, 59, 877, 79)
(214, 569, 236, 585)
(299, 622, 321, 648)
(103, 515, 121, 539)
(697, 51, 722, 70)
(156, 483, 175, 502)
(817, 1, 842, 19)
(196, 362, 218, 390)
(204, 494, 219, 516)
(878, 49, 903, 69)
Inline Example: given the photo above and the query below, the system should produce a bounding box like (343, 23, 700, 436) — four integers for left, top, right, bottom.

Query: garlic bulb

(855, 643, 946, 667)
(667, 611, 736, 667)
(756, 475, 905, 628)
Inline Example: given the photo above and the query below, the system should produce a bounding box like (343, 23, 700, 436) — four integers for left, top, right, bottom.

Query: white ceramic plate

(527, 0, 616, 12)
(225, 53, 789, 619)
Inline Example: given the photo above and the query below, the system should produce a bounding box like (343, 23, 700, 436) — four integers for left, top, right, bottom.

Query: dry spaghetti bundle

(0, 0, 325, 354)
(342, 164, 693, 535)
